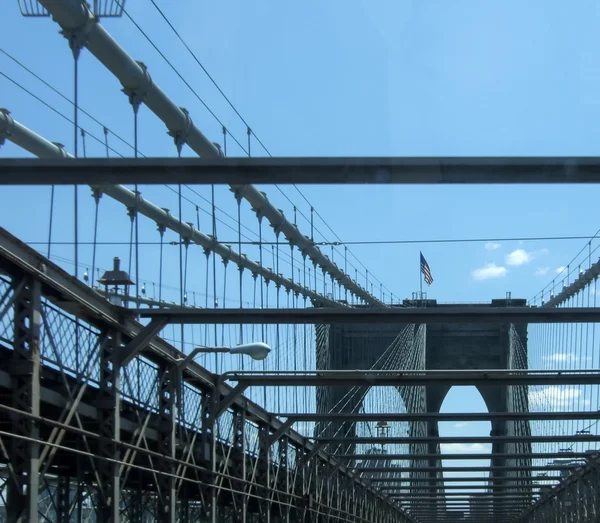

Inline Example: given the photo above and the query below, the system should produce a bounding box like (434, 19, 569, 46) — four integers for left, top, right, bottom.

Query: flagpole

(419, 252, 423, 301)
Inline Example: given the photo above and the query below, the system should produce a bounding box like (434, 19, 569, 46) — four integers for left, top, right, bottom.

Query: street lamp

(175, 342, 271, 369)
(376, 420, 390, 453)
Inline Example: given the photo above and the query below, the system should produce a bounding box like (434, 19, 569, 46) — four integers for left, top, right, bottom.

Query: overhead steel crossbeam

(316, 435, 600, 444)
(222, 369, 600, 387)
(276, 410, 600, 422)
(137, 305, 600, 324)
(368, 476, 562, 483)
(382, 485, 549, 490)
(33, 0, 384, 307)
(338, 451, 598, 461)
(355, 465, 588, 473)
(0, 111, 342, 308)
(5, 157, 600, 185)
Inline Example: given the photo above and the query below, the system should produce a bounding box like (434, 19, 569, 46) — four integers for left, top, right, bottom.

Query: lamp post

(174, 342, 271, 370)
(376, 420, 390, 453)
(173, 341, 269, 523)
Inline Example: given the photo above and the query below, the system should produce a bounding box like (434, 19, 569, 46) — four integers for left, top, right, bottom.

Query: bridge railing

(0, 227, 413, 523)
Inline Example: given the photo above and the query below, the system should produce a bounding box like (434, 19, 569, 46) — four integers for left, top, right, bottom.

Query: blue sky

(2, 0, 600, 487)
(2, 0, 599, 306)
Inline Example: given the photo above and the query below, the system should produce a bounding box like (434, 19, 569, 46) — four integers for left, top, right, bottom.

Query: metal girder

(213, 383, 249, 419)
(6, 156, 600, 185)
(0, 226, 315, 457)
(278, 411, 600, 422)
(96, 329, 120, 523)
(6, 277, 41, 523)
(114, 317, 168, 368)
(318, 435, 600, 444)
(336, 451, 597, 461)
(368, 475, 561, 483)
(226, 369, 600, 387)
(382, 485, 544, 490)
(156, 362, 176, 522)
(0, 228, 414, 520)
(138, 305, 600, 324)
(356, 465, 584, 473)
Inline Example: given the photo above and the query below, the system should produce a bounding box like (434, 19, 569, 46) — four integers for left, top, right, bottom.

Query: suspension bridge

(1, 1, 600, 522)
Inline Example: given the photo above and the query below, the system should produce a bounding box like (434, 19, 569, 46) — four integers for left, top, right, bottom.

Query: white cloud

(440, 443, 491, 454)
(453, 422, 470, 429)
(506, 249, 532, 266)
(535, 267, 550, 276)
(472, 263, 507, 281)
(538, 248, 550, 256)
(529, 386, 591, 411)
(556, 266, 567, 275)
(485, 242, 501, 251)
(543, 352, 578, 363)
(543, 352, 592, 364)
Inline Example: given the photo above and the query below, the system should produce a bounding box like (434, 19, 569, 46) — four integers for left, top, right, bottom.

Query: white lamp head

(230, 342, 271, 361)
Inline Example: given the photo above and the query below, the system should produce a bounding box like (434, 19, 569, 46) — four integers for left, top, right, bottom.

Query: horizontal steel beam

(227, 369, 600, 387)
(318, 435, 600, 444)
(337, 452, 597, 461)
(5, 157, 600, 185)
(137, 306, 600, 324)
(368, 476, 561, 483)
(278, 411, 600, 421)
(358, 465, 582, 473)
(382, 485, 545, 490)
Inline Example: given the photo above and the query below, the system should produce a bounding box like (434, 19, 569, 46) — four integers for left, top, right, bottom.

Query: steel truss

(0, 226, 412, 522)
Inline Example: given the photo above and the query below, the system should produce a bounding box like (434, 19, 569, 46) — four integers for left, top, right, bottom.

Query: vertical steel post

(156, 363, 177, 522)
(96, 329, 121, 523)
(6, 276, 41, 523)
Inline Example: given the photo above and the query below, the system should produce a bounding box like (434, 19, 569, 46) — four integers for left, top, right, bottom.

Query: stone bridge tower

(315, 298, 532, 509)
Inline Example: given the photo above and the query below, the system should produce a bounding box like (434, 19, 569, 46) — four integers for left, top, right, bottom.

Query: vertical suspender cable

(127, 209, 134, 304)
(222, 261, 227, 347)
(179, 178, 184, 353)
(47, 185, 55, 259)
(158, 225, 165, 305)
(204, 252, 210, 348)
(134, 109, 140, 302)
(73, 55, 79, 278)
(211, 184, 218, 372)
(91, 191, 100, 293)
(275, 237, 280, 412)
(238, 199, 243, 346)
(258, 218, 266, 407)
(344, 246, 348, 303)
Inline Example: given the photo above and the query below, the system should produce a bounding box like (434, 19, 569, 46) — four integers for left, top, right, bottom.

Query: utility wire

(0, 66, 258, 246)
(0, 71, 125, 158)
(0, 47, 137, 154)
(146, 0, 391, 296)
(114, 0, 249, 155)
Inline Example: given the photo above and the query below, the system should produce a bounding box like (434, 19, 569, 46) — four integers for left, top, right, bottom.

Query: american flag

(420, 252, 434, 285)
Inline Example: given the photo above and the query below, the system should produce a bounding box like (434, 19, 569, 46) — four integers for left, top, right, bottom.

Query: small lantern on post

(376, 420, 390, 453)
(97, 257, 134, 307)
